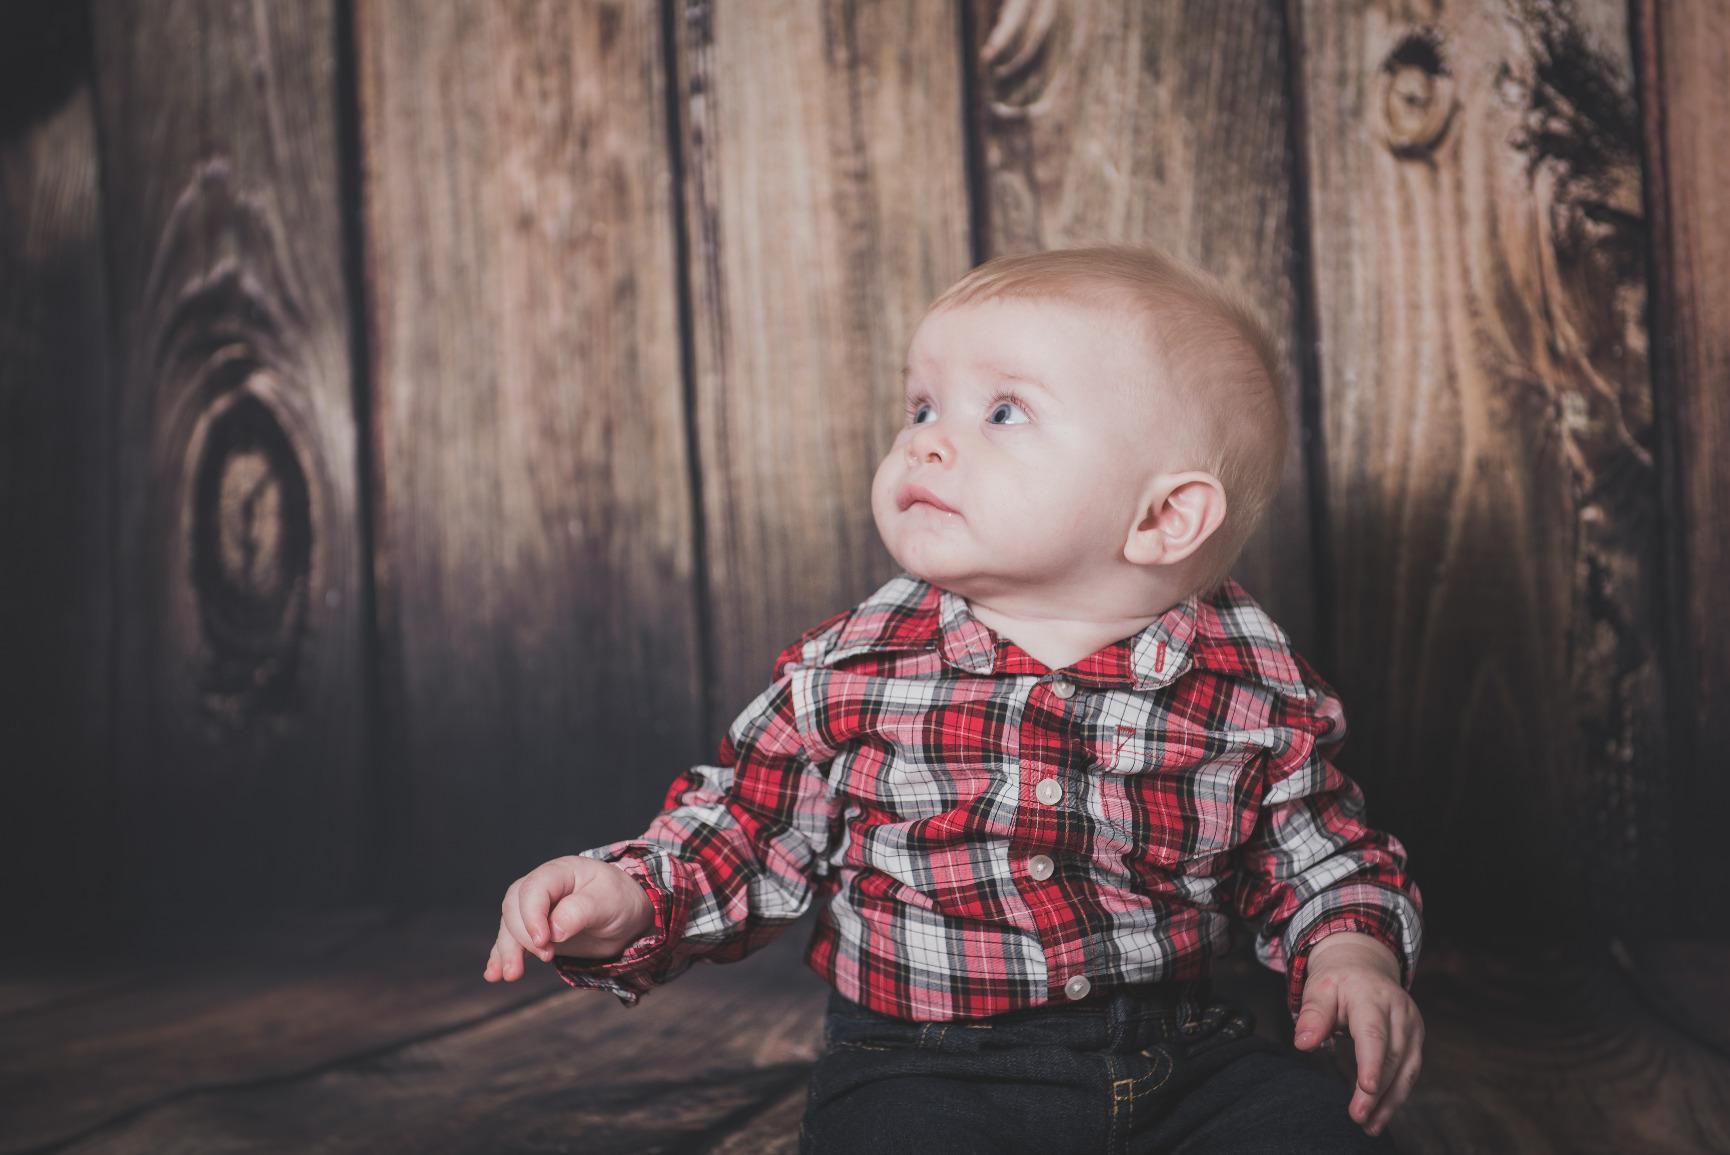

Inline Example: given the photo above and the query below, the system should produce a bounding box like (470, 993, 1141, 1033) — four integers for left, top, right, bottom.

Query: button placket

(1021, 673, 1084, 1011)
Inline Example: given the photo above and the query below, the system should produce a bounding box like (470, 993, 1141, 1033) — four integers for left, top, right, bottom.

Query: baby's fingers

(499, 881, 551, 963)
(516, 868, 569, 960)
(1366, 1015, 1424, 1134)
(1365, 1045, 1421, 1134)
(1293, 983, 1340, 1051)
(486, 923, 528, 981)
(1347, 1015, 1394, 1129)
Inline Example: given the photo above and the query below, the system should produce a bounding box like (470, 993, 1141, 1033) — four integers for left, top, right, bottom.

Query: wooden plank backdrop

(1639, 0, 1730, 932)
(3, 0, 1725, 942)
(1296, 0, 1668, 935)
(84, 0, 372, 923)
(0, 3, 115, 939)
(354, 0, 707, 907)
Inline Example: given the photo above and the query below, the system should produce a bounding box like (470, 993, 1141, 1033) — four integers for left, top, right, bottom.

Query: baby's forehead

(907, 292, 1165, 376)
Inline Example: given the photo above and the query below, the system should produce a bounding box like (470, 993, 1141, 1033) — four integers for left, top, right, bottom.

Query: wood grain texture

(1386, 940, 1730, 1154)
(354, 0, 704, 903)
(1636, 0, 1730, 931)
(1615, 938, 1730, 1058)
(675, 0, 973, 725)
(5, 913, 1727, 1153)
(968, 0, 1320, 655)
(1292, 0, 1667, 934)
(0, 909, 388, 1020)
(5, 912, 832, 1155)
(87, 1, 370, 919)
(0, 5, 117, 938)
(0, 911, 544, 1154)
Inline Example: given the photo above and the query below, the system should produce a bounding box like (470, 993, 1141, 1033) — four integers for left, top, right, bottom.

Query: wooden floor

(2, 910, 1726, 1154)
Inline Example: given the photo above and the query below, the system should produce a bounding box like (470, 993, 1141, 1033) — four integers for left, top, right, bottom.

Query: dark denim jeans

(799, 979, 1394, 1154)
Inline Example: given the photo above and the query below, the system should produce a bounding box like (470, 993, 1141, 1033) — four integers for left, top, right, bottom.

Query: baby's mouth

(898, 482, 959, 515)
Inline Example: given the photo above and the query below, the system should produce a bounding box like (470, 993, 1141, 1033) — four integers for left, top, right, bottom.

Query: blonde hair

(925, 244, 1289, 597)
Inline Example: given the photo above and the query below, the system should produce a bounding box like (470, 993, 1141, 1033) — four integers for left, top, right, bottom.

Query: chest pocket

(1082, 731, 1261, 864)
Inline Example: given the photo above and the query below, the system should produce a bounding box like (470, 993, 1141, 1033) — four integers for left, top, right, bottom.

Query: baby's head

(871, 244, 1288, 614)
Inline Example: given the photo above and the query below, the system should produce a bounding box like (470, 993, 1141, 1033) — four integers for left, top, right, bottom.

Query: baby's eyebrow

(900, 365, 1054, 396)
(993, 371, 1052, 395)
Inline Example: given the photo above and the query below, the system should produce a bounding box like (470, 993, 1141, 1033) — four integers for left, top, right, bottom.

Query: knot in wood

(1378, 29, 1457, 158)
(191, 379, 311, 713)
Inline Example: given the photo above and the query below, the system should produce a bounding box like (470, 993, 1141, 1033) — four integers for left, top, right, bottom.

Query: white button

(1064, 974, 1092, 1001)
(1027, 854, 1055, 881)
(1050, 677, 1076, 699)
(1035, 778, 1063, 806)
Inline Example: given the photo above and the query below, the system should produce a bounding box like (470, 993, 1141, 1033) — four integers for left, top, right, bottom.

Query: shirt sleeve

(551, 619, 845, 1007)
(1228, 652, 1424, 1018)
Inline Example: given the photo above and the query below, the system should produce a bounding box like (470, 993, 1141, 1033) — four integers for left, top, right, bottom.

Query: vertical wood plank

(0, 5, 117, 937)
(1293, 0, 1668, 932)
(88, 2, 370, 919)
(1637, 0, 1730, 930)
(356, 1, 704, 901)
(676, 1, 973, 722)
(967, 0, 1320, 656)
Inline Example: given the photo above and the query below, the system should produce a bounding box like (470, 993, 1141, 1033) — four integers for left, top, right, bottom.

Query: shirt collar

(935, 583, 1199, 691)
(827, 571, 1201, 692)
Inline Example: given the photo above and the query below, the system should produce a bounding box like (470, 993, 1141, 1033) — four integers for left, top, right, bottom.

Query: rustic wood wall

(2, 0, 1723, 945)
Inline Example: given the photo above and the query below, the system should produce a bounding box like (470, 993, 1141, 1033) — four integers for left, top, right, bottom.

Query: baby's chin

(880, 531, 963, 587)
(880, 533, 1005, 597)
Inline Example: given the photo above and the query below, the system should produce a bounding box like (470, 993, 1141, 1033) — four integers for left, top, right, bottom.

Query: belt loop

(1104, 990, 1136, 1051)
(1175, 977, 1200, 1033)
(1107, 987, 1161, 1052)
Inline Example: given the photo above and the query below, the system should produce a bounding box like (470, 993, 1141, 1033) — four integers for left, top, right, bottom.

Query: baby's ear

(1122, 471, 1227, 568)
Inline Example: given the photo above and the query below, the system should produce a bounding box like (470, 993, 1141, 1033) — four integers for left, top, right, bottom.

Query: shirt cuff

(1282, 884, 1421, 1017)
(550, 845, 692, 1007)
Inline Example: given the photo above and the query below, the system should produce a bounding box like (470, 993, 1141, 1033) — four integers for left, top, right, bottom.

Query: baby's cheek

(869, 461, 901, 513)
(869, 491, 902, 548)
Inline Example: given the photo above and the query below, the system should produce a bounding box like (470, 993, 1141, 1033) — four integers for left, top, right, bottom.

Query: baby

(484, 244, 1424, 1152)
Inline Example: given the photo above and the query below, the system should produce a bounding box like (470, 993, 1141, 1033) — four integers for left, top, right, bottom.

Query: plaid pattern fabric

(554, 571, 1423, 1022)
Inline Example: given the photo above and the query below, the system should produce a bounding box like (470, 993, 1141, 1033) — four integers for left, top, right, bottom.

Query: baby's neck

(965, 591, 1190, 674)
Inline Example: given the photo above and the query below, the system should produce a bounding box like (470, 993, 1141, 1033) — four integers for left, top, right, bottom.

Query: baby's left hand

(1292, 932, 1424, 1138)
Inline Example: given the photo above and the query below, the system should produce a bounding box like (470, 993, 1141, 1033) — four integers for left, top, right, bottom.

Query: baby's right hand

(483, 855, 656, 982)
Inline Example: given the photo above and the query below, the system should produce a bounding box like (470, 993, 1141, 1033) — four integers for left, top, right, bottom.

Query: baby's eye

(906, 400, 935, 425)
(987, 396, 1031, 425)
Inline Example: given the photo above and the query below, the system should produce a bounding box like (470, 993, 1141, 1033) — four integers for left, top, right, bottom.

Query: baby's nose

(907, 424, 952, 464)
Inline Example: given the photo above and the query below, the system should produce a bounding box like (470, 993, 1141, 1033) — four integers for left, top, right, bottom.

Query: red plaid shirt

(555, 571, 1422, 1022)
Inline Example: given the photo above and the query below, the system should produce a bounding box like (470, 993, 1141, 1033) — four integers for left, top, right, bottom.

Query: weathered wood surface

(1292, 0, 1668, 935)
(0, 911, 557, 1153)
(675, 0, 974, 725)
(0, 910, 832, 1155)
(353, 0, 706, 904)
(1615, 939, 1730, 1058)
(1385, 939, 1730, 1154)
(86, 0, 371, 917)
(968, 0, 1320, 655)
(2, 911, 1727, 1154)
(1637, 0, 1730, 933)
(0, 5, 116, 940)
(0, 911, 386, 1021)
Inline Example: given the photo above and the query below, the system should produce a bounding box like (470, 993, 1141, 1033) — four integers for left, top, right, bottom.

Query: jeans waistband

(823, 974, 1215, 1056)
